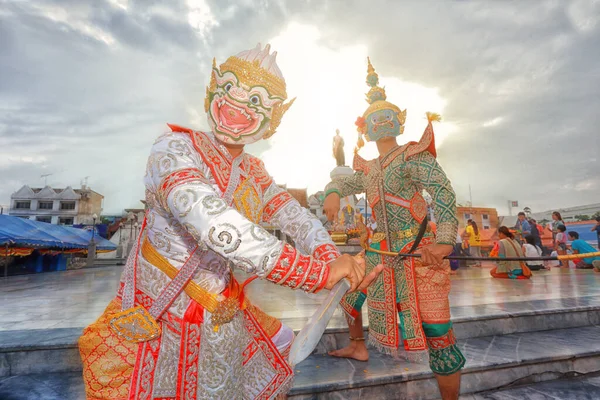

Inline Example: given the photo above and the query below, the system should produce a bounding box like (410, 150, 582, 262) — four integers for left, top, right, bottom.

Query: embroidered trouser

(341, 239, 465, 376)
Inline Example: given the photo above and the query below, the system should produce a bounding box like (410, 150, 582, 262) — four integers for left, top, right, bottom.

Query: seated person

(522, 234, 544, 271)
(568, 231, 600, 269)
(490, 226, 532, 279)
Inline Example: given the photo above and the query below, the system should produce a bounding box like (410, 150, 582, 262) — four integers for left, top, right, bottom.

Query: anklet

(349, 336, 366, 341)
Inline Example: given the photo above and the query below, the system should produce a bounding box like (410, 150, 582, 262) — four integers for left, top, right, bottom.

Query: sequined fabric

(81, 123, 339, 399)
(327, 122, 464, 374)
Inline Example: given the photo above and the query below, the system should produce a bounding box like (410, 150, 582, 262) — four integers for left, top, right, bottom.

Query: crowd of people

(449, 211, 600, 280)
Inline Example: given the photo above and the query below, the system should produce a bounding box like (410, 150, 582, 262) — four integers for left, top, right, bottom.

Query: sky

(1, 0, 599, 216)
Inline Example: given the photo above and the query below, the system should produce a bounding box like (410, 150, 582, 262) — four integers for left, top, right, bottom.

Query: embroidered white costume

(79, 44, 340, 400)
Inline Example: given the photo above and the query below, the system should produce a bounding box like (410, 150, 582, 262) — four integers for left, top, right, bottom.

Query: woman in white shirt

(523, 234, 544, 271)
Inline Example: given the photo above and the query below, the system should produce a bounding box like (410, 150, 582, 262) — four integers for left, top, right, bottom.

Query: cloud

(1, 0, 599, 217)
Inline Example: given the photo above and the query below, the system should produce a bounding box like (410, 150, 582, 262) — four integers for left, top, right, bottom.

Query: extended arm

(263, 183, 341, 263)
(147, 133, 329, 292)
(324, 171, 366, 198)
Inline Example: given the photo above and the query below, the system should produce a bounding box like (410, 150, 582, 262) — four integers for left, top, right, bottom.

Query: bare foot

(328, 341, 369, 361)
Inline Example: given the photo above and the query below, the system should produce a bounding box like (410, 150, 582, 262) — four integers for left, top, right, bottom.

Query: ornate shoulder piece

(246, 154, 273, 190)
(166, 123, 195, 135)
(352, 152, 369, 173)
(406, 113, 439, 160)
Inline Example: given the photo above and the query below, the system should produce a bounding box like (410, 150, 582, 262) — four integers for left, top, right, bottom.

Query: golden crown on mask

(204, 46, 295, 139)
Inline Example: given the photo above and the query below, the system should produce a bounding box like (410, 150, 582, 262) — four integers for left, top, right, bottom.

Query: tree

(592, 211, 600, 220)
(574, 214, 591, 222)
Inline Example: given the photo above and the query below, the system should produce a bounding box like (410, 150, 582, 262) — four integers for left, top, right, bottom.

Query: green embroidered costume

(324, 59, 465, 375)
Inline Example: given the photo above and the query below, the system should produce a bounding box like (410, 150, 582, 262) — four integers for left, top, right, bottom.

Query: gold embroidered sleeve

(324, 171, 366, 198)
(406, 152, 458, 246)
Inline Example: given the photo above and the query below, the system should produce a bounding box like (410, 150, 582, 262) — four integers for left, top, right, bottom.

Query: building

(457, 206, 499, 231)
(531, 203, 600, 223)
(500, 202, 600, 227)
(9, 184, 104, 225)
(457, 206, 500, 249)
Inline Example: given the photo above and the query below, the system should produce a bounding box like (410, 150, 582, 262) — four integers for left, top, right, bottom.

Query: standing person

(591, 217, 600, 249)
(514, 212, 531, 244)
(555, 224, 569, 268)
(78, 43, 380, 400)
(568, 231, 600, 269)
(522, 234, 544, 271)
(465, 219, 482, 267)
(454, 232, 467, 269)
(549, 211, 566, 241)
(490, 227, 532, 279)
(323, 58, 465, 400)
(528, 218, 543, 249)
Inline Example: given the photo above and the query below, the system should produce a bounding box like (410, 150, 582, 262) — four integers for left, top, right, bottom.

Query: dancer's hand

(417, 244, 453, 266)
(323, 193, 341, 222)
(326, 252, 384, 292)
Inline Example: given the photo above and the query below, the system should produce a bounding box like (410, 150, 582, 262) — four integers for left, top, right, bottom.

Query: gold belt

(141, 239, 247, 328)
(372, 226, 421, 243)
(395, 226, 421, 240)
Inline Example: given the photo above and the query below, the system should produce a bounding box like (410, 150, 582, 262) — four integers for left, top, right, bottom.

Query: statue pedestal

(330, 166, 354, 180)
(329, 166, 358, 246)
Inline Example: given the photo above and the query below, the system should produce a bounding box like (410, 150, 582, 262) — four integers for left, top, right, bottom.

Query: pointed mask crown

(219, 43, 288, 99)
(361, 58, 405, 123)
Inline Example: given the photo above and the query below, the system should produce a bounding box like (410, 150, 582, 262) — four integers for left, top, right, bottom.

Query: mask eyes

(249, 95, 260, 105)
(224, 83, 233, 92)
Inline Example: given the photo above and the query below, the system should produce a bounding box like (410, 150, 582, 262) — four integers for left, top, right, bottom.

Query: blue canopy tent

(0, 215, 116, 251)
(0, 214, 69, 248)
(31, 221, 117, 252)
(0, 232, 11, 246)
(0, 215, 117, 275)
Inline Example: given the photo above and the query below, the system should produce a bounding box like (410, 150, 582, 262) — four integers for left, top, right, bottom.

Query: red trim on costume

(385, 193, 411, 208)
(168, 124, 274, 195)
(262, 192, 294, 222)
(353, 152, 369, 174)
(159, 168, 207, 198)
(242, 341, 260, 366)
(266, 244, 329, 292)
(175, 301, 204, 399)
(314, 266, 330, 293)
(409, 192, 428, 223)
(426, 329, 457, 349)
(406, 121, 437, 160)
(312, 243, 341, 263)
(393, 238, 429, 352)
(243, 309, 293, 399)
(188, 130, 232, 192)
(167, 123, 195, 135)
(128, 334, 162, 399)
(246, 155, 274, 191)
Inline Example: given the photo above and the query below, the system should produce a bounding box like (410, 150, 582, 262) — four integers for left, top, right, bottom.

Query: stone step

(3, 326, 600, 399)
(461, 373, 600, 399)
(1, 298, 600, 378)
(289, 325, 600, 399)
(0, 372, 85, 400)
(310, 296, 600, 354)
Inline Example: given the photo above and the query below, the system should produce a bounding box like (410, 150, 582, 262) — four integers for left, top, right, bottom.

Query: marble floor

(1, 263, 600, 331)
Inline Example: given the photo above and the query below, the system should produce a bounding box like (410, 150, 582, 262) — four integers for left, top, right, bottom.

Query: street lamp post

(86, 213, 98, 268)
(116, 222, 124, 259)
(126, 212, 135, 257)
